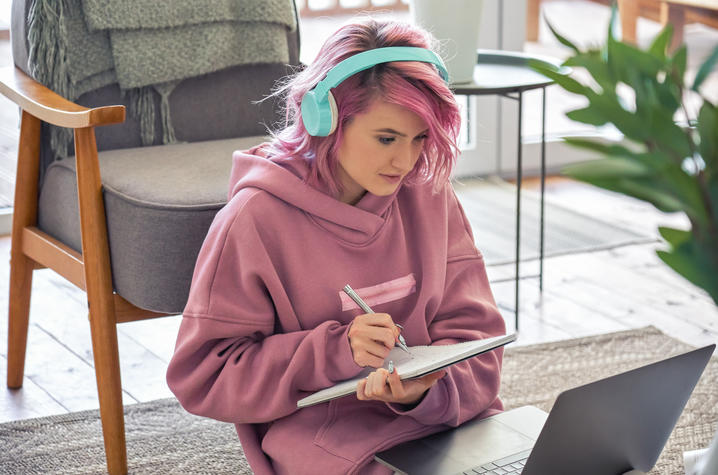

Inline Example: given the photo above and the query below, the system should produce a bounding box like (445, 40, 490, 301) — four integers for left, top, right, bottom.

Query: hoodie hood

(229, 145, 398, 244)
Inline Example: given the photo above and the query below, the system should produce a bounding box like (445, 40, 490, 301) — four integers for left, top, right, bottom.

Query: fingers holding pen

(351, 344, 388, 368)
(353, 314, 398, 345)
(348, 313, 401, 368)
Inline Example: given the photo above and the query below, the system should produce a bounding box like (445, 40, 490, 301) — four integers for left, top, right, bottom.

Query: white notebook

(297, 333, 516, 408)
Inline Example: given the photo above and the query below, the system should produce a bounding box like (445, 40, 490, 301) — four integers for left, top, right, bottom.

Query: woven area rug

(453, 178, 656, 266)
(0, 326, 715, 474)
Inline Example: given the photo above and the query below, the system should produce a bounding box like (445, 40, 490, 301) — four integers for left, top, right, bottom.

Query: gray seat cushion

(38, 136, 267, 314)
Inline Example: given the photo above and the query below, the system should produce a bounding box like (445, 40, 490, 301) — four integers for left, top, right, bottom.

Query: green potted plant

(531, 9, 718, 306)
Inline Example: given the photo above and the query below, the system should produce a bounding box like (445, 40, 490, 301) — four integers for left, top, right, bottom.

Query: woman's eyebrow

(373, 128, 406, 137)
(372, 128, 429, 137)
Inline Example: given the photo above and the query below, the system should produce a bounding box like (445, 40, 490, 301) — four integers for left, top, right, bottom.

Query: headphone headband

(301, 46, 448, 137)
(313, 46, 449, 98)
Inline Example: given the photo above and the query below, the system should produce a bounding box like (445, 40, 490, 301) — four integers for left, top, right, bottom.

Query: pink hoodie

(166, 145, 506, 474)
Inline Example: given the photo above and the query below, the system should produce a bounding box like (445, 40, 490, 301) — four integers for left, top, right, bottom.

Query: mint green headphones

(300, 46, 449, 137)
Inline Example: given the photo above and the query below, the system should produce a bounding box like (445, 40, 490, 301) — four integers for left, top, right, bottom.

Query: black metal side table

(451, 49, 570, 331)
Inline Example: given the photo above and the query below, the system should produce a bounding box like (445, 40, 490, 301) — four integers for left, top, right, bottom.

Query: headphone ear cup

(327, 92, 338, 135)
(300, 90, 335, 137)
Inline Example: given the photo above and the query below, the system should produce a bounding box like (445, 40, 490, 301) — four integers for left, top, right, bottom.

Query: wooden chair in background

(3, 0, 301, 473)
(618, 0, 718, 51)
(528, 0, 718, 52)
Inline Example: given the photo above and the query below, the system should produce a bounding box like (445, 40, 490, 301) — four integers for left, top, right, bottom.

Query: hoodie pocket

(315, 397, 382, 464)
(315, 399, 338, 443)
(313, 397, 430, 470)
(339, 274, 416, 312)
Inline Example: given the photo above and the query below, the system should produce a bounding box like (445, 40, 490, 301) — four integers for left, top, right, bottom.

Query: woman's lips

(380, 174, 402, 184)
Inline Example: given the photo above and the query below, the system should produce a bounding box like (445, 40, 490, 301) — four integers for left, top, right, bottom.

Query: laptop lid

(522, 344, 715, 475)
(375, 344, 714, 475)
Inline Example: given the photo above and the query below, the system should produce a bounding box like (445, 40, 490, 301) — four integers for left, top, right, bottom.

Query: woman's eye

(415, 134, 428, 141)
(378, 136, 395, 145)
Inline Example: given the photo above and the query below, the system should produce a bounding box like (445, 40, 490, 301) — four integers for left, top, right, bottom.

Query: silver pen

(342, 284, 411, 353)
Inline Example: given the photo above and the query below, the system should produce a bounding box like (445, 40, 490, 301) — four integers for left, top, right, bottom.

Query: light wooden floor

(1, 176, 717, 423)
(1, 0, 717, 424)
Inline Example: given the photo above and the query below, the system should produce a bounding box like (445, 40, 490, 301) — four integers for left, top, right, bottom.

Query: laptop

(376, 344, 715, 475)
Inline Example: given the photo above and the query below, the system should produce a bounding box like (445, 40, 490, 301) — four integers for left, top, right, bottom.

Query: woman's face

(335, 99, 428, 205)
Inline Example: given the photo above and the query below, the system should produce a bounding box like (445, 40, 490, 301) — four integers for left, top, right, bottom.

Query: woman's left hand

(356, 368, 446, 405)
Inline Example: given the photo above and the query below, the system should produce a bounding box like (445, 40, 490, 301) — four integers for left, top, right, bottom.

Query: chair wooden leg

(88, 308, 127, 475)
(74, 127, 127, 474)
(660, 2, 685, 52)
(526, 0, 541, 42)
(617, 0, 639, 45)
(7, 249, 34, 389)
(7, 111, 41, 389)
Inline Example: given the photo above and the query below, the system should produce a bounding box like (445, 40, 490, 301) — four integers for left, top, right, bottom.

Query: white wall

(453, 0, 526, 178)
(453, 0, 591, 179)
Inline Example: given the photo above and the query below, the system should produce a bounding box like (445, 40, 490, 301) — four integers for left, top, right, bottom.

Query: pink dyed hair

(265, 19, 462, 197)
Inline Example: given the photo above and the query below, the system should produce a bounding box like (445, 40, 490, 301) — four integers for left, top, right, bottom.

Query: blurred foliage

(531, 7, 718, 305)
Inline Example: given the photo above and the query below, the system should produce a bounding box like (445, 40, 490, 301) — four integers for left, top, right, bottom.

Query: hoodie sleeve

(166, 191, 363, 424)
(387, 189, 506, 426)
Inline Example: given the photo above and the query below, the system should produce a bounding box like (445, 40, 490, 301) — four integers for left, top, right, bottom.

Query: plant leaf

(563, 137, 643, 159)
(645, 114, 694, 159)
(697, 102, 718, 172)
(657, 244, 718, 305)
(609, 41, 663, 79)
(649, 24, 673, 59)
(583, 92, 649, 141)
(671, 45, 688, 83)
(653, 77, 682, 113)
(562, 142, 706, 221)
(692, 44, 718, 92)
(545, 19, 580, 53)
(563, 52, 613, 91)
(565, 106, 608, 126)
(562, 163, 689, 213)
(626, 155, 707, 222)
(561, 157, 649, 179)
(658, 226, 691, 246)
(605, 178, 688, 212)
(530, 62, 589, 95)
(709, 180, 718, 225)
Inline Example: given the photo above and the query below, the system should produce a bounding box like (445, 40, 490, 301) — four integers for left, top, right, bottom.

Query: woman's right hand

(347, 313, 401, 368)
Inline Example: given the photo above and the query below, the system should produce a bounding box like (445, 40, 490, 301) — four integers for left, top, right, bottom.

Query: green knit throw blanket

(27, 0, 296, 159)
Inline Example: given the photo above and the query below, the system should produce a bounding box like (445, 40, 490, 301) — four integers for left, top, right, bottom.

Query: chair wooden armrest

(0, 65, 125, 128)
(3, 62, 151, 475)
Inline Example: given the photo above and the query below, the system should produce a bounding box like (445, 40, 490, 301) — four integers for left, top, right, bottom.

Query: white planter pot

(410, 0, 483, 84)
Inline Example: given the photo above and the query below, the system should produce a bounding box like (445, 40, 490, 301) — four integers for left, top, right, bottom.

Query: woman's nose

(392, 145, 417, 171)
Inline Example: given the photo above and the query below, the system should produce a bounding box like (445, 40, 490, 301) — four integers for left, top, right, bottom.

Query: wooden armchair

(4, 1, 300, 473)
(4, 65, 130, 472)
(528, 0, 718, 51)
(617, 0, 718, 51)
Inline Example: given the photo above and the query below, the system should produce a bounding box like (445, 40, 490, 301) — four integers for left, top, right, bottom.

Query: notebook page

(297, 334, 515, 408)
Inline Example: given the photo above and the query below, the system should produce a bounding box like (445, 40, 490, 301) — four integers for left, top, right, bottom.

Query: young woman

(167, 19, 506, 475)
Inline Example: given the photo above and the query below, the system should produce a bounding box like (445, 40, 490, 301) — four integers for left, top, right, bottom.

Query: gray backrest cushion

(10, 0, 300, 153)
(78, 63, 292, 151)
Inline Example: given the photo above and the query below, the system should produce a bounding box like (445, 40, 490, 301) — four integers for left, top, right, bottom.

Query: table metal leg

(540, 86, 547, 292)
(515, 90, 523, 331)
